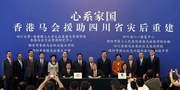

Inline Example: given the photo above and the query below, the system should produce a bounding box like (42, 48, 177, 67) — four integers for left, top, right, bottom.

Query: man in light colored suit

(24, 49, 38, 86)
(3, 51, 14, 90)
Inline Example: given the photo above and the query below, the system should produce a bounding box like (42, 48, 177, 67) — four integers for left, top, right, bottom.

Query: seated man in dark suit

(87, 64, 104, 78)
(61, 63, 74, 78)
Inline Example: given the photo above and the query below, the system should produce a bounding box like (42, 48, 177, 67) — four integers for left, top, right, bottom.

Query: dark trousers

(26, 76, 36, 87)
(4, 77, 13, 90)
(14, 78, 24, 90)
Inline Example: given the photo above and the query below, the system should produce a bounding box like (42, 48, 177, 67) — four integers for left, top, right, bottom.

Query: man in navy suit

(136, 52, 147, 77)
(24, 49, 38, 86)
(14, 53, 24, 90)
(146, 48, 160, 77)
(37, 52, 48, 77)
(97, 50, 111, 77)
(61, 63, 74, 78)
(73, 53, 87, 77)
(58, 51, 72, 76)
(3, 51, 14, 90)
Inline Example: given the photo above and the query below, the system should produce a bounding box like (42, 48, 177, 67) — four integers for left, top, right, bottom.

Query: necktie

(64, 59, 66, 64)
(78, 61, 82, 66)
(41, 60, 43, 68)
(90, 63, 93, 70)
(93, 71, 97, 78)
(140, 60, 142, 66)
(67, 70, 70, 75)
(103, 58, 105, 63)
(151, 56, 153, 62)
(30, 58, 33, 65)
(9, 59, 12, 66)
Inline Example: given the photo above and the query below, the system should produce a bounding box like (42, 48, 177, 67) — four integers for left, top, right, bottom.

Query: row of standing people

(2, 48, 160, 90)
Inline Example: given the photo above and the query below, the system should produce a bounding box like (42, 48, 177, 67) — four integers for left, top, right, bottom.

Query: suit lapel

(127, 62, 130, 68)
(102, 58, 106, 63)
(152, 57, 155, 63)
(17, 61, 21, 68)
(7, 59, 12, 67)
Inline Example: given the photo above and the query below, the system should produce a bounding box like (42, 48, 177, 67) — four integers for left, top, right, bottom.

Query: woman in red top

(112, 54, 124, 77)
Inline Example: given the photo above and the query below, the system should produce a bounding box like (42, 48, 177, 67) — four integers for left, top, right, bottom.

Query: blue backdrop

(0, 0, 180, 77)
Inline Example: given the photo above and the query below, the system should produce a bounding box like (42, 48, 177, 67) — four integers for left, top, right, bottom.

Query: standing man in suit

(37, 52, 48, 77)
(73, 53, 87, 77)
(58, 51, 72, 76)
(86, 57, 95, 74)
(61, 63, 74, 78)
(136, 52, 147, 77)
(147, 48, 160, 77)
(3, 51, 14, 90)
(126, 54, 137, 77)
(14, 53, 24, 90)
(24, 49, 38, 86)
(87, 64, 104, 78)
(97, 50, 111, 78)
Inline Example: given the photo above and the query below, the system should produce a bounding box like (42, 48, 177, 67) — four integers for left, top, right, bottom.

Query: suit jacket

(58, 58, 72, 73)
(87, 69, 105, 78)
(24, 57, 37, 77)
(14, 60, 24, 80)
(146, 56, 160, 74)
(86, 63, 91, 73)
(73, 60, 87, 77)
(126, 61, 137, 74)
(37, 59, 48, 77)
(3, 58, 14, 78)
(97, 57, 111, 77)
(61, 69, 74, 77)
(86, 63, 95, 75)
(136, 58, 147, 77)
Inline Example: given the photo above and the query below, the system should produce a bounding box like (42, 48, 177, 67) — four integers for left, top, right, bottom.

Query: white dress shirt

(18, 60, 23, 68)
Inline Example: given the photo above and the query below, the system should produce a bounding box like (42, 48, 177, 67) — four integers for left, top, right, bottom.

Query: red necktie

(94, 71, 97, 78)
(9, 59, 12, 66)
(64, 59, 66, 64)
(30, 58, 33, 65)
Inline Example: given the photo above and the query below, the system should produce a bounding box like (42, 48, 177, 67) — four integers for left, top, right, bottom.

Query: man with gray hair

(86, 57, 95, 73)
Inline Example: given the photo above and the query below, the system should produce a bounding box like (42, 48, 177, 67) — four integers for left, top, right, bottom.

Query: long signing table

(37, 78, 137, 90)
